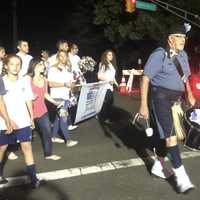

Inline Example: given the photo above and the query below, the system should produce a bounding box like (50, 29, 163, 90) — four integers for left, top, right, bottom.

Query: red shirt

(31, 80, 48, 118)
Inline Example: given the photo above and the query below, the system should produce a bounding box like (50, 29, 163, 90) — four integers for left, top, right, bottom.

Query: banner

(74, 81, 109, 124)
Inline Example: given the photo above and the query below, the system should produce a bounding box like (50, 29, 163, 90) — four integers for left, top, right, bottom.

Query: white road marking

(0, 151, 200, 188)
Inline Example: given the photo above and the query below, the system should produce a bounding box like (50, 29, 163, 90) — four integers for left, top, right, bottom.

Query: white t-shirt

(16, 52, 33, 77)
(48, 66, 74, 100)
(0, 76, 33, 130)
(98, 63, 116, 91)
(68, 52, 81, 73)
(48, 53, 57, 67)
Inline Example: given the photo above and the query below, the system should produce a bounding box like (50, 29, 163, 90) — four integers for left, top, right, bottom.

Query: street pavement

(0, 92, 200, 200)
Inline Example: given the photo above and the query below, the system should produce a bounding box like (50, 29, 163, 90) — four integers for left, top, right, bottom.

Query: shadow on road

(99, 105, 155, 173)
(0, 174, 70, 200)
(98, 105, 179, 193)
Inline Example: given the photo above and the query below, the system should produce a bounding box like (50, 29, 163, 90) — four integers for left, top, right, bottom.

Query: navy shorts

(150, 86, 183, 139)
(0, 126, 32, 145)
(151, 98, 175, 139)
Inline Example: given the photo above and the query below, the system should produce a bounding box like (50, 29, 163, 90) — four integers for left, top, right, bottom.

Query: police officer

(138, 23, 195, 193)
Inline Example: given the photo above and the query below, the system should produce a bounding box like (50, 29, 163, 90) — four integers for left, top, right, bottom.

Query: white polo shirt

(0, 76, 33, 130)
(48, 53, 57, 67)
(48, 66, 74, 100)
(16, 52, 33, 77)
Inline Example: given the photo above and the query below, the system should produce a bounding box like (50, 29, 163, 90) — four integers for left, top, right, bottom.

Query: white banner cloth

(74, 81, 109, 124)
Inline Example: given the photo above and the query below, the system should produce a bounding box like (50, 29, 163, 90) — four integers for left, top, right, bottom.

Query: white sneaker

(68, 125, 78, 131)
(45, 154, 61, 160)
(52, 137, 65, 143)
(151, 160, 173, 179)
(66, 140, 78, 147)
(8, 152, 18, 160)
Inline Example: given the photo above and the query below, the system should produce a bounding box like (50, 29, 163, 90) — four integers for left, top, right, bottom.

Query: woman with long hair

(27, 58, 61, 160)
(97, 49, 118, 123)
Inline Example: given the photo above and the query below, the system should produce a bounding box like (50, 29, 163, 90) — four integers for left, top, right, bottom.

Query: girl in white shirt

(97, 50, 118, 123)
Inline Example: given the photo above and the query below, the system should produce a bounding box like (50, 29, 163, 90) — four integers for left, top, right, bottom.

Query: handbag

(171, 101, 186, 140)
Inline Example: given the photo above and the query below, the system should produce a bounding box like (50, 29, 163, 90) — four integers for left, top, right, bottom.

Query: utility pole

(12, 0, 18, 52)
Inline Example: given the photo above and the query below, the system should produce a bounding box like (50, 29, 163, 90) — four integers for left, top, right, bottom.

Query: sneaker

(0, 177, 8, 184)
(52, 137, 65, 143)
(66, 140, 78, 147)
(8, 152, 18, 160)
(68, 125, 78, 131)
(151, 160, 173, 179)
(45, 155, 61, 160)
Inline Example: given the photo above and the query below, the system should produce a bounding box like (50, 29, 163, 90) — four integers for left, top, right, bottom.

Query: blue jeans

(35, 112, 53, 157)
(52, 99, 70, 141)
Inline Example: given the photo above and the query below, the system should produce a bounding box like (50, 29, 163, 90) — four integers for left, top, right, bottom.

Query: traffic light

(125, 0, 136, 13)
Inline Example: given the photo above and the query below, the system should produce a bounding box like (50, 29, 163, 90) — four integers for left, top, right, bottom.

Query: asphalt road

(0, 92, 200, 200)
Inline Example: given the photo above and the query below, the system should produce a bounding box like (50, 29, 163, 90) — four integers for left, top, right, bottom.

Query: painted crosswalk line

(0, 151, 200, 188)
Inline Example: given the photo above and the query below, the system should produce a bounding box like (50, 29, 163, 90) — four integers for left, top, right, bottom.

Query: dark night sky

(1, 0, 199, 64)
(0, 0, 78, 55)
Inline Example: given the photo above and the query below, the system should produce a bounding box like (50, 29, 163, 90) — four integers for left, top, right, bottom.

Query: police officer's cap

(168, 23, 191, 35)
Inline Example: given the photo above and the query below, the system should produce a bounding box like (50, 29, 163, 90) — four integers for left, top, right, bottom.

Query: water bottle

(145, 119, 153, 137)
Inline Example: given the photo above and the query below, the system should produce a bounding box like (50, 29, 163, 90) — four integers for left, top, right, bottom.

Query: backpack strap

(172, 56, 185, 82)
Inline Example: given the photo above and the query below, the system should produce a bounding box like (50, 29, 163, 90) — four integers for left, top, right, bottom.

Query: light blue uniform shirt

(144, 48, 191, 91)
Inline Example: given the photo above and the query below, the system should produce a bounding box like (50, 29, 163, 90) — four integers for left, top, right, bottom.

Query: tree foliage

(93, 0, 200, 47)
(63, 0, 200, 65)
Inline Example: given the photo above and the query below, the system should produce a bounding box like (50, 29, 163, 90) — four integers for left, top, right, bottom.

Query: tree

(62, 0, 200, 66)
(63, 0, 108, 59)
(93, 0, 200, 48)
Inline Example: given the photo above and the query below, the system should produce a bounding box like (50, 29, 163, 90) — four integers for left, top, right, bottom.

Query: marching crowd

(0, 39, 119, 188)
(0, 22, 197, 194)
